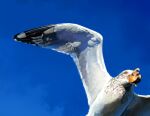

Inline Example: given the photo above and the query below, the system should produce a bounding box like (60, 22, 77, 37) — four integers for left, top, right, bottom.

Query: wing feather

(14, 23, 112, 105)
(122, 94, 150, 116)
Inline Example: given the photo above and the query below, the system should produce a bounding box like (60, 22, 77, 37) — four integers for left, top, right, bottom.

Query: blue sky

(0, 0, 150, 116)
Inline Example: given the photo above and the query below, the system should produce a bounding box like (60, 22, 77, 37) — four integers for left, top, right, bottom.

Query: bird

(14, 23, 150, 116)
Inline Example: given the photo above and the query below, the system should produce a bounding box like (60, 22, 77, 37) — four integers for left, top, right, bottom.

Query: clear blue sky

(0, 0, 150, 116)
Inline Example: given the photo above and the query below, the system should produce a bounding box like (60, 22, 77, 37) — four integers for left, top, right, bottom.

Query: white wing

(14, 23, 112, 105)
(122, 94, 150, 116)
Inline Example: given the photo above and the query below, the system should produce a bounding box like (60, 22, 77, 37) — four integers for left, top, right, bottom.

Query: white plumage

(14, 23, 150, 116)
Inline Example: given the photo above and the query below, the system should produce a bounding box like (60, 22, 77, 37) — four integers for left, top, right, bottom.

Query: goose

(14, 23, 150, 116)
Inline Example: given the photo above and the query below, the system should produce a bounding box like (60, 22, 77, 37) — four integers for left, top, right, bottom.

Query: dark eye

(124, 71, 128, 74)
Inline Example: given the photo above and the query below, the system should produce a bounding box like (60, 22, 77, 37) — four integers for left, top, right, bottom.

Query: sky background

(0, 0, 150, 116)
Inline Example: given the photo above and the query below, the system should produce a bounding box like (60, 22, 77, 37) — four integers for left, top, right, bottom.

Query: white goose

(14, 23, 150, 116)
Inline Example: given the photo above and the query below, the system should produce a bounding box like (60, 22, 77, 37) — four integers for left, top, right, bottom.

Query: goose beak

(128, 68, 141, 85)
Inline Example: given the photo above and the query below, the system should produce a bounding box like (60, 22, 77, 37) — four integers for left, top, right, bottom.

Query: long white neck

(71, 44, 111, 105)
